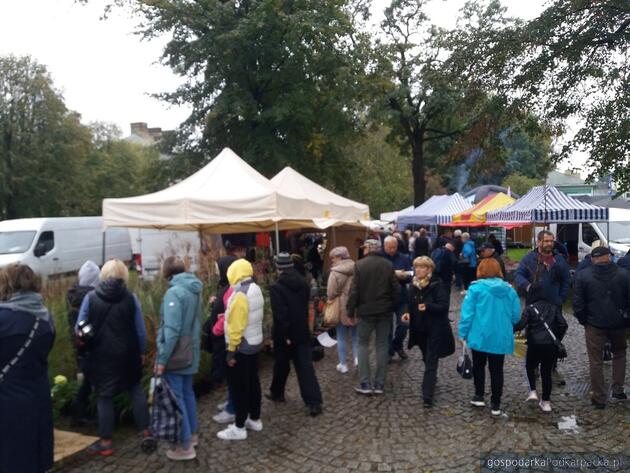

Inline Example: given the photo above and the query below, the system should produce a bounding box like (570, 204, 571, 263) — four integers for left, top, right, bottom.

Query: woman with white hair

(327, 246, 357, 373)
(460, 232, 478, 294)
(75, 259, 155, 456)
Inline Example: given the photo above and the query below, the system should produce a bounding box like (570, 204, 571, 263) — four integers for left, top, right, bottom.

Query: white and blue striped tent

(397, 193, 471, 227)
(486, 185, 608, 227)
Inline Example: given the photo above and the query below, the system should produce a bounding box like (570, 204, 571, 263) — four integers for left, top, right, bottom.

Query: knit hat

(274, 252, 294, 269)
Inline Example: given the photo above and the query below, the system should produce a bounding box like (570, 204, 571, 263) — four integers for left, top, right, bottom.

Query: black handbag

(456, 343, 473, 379)
(532, 307, 567, 359)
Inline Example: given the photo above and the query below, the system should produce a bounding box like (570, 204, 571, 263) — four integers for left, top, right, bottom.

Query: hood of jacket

(217, 255, 238, 287)
(473, 278, 514, 299)
(169, 272, 203, 294)
(331, 258, 355, 277)
(78, 260, 100, 287)
(277, 268, 309, 291)
(0, 291, 51, 322)
(227, 258, 253, 286)
(591, 262, 618, 282)
(95, 277, 129, 303)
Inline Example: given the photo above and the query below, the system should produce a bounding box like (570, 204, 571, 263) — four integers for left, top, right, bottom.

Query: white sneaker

(217, 424, 247, 440)
(166, 445, 196, 461)
(216, 400, 228, 411)
(526, 390, 539, 402)
(336, 363, 349, 374)
(244, 417, 263, 432)
(213, 410, 235, 424)
(539, 401, 552, 412)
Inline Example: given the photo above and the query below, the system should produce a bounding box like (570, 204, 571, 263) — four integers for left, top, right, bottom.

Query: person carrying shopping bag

(155, 256, 203, 461)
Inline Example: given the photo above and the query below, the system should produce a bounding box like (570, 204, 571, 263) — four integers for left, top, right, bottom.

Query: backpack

(431, 247, 445, 273)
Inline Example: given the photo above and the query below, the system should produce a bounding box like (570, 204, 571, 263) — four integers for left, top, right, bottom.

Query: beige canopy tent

(270, 166, 370, 229)
(103, 149, 371, 255)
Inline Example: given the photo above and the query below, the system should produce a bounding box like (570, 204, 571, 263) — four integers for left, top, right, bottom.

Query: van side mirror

(34, 244, 47, 257)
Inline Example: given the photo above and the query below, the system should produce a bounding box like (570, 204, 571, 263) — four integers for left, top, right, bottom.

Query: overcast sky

(0, 0, 549, 136)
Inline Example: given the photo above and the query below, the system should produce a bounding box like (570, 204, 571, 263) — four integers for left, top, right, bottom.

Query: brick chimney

(130, 122, 149, 138)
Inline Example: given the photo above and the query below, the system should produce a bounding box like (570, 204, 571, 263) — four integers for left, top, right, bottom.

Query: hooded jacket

(462, 240, 478, 268)
(224, 259, 264, 354)
(514, 286, 568, 345)
(270, 268, 311, 344)
(157, 272, 203, 375)
(458, 278, 521, 355)
(326, 258, 355, 326)
(67, 260, 100, 344)
(573, 263, 630, 329)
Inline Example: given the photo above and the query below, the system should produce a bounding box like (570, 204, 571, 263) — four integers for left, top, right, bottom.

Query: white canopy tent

(270, 166, 370, 229)
(103, 148, 310, 233)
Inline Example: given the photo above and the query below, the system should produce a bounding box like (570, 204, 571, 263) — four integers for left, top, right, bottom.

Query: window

(582, 224, 599, 246)
(0, 231, 36, 255)
(35, 231, 55, 255)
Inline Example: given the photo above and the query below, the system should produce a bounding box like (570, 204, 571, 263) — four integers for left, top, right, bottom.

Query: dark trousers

(526, 344, 557, 401)
(462, 266, 477, 290)
(585, 325, 628, 404)
(417, 335, 440, 401)
(270, 341, 323, 407)
(97, 382, 150, 439)
(227, 352, 261, 428)
(211, 336, 227, 386)
(390, 303, 409, 354)
(471, 349, 505, 406)
(71, 375, 93, 420)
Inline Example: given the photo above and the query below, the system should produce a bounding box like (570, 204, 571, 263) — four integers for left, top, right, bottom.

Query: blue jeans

(164, 373, 197, 449)
(390, 303, 409, 354)
(336, 324, 358, 365)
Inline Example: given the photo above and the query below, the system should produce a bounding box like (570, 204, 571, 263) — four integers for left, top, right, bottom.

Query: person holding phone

(401, 256, 455, 408)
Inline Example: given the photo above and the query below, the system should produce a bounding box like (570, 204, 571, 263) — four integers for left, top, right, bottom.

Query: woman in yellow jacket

(217, 259, 264, 441)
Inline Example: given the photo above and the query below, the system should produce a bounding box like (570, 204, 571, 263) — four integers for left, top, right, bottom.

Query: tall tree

(375, 0, 521, 205)
(108, 0, 373, 190)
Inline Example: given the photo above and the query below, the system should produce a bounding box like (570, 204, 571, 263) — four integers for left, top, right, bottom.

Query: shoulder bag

(0, 316, 40, 385)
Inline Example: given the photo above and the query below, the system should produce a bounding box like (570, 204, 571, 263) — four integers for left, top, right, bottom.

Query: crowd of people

(0, 226, 629, 470)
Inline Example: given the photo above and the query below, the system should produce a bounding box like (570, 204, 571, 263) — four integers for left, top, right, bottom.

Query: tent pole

(275, 223, 280, 255)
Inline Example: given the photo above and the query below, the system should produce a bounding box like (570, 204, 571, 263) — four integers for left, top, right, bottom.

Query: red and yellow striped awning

(445, 192, 515, 227)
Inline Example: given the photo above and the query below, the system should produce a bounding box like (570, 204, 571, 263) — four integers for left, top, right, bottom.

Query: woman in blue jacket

(461, 232, 478, 293)
(155, 256, 203, 461)
(458, 258, 520, 416)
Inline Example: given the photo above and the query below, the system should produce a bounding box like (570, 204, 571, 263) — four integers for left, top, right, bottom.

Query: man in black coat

(573, 246, 630, 409)
(347, 239, 400, 395)
(618, 249, 630, 270)
(267, 253, 323, 416)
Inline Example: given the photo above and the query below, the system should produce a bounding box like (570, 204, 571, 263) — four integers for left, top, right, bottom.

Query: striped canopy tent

(397, 193, 470, 227)
(486, 185, 609, 229)
(442, 192, 516, 227)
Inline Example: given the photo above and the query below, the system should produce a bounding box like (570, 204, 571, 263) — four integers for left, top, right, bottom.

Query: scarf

(0, 291, 52, 323)
(412, 274, 432, 290)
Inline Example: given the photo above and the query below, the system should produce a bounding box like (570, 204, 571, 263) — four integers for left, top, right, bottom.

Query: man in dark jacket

(267, 253, 323, 416)
(381, 235, 412, 360)
(347, 239, 400, 395)
(617, 249, 630, 270)
(479, 242, 507, 281)
(432, 243, 457, 301)
(573, 246, 629, 408)
(515, 230, 570, 307)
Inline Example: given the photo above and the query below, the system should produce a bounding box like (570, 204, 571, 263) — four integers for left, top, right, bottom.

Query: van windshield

(595, 222, 630, 244)
(0, 231, 37, 255)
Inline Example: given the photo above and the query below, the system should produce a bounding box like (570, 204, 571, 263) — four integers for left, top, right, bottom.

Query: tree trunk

(411, 129, 426, 206)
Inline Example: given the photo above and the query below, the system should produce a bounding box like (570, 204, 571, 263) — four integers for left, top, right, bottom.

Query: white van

(541, 222, 630, 263)
(0, 217, 131, 279)
(128, 228, 200, 280)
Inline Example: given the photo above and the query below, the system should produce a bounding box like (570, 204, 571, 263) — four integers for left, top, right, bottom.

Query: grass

(506, 248, 530, 262)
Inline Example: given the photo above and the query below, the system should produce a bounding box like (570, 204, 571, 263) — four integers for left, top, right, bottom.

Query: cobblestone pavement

(56, 292, 630, 473)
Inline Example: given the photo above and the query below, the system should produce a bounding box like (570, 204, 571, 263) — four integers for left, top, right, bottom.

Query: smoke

(449, 148, 483, 192)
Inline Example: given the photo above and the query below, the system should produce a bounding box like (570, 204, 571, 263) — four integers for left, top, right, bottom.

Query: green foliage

(0, 54, 165, 219)
(502, 1, 629, 191)
(501, 173, 543, 197)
